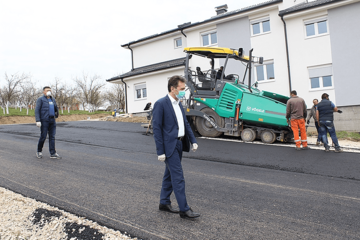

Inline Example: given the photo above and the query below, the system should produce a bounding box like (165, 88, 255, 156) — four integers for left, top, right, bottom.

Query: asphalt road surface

(0, 121, 359, 240)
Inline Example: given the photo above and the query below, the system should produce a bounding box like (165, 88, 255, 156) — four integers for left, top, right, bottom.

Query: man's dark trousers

(160, 139, 190, 212)
(319, 120, 340, 150)
(37, 118, 56, 155)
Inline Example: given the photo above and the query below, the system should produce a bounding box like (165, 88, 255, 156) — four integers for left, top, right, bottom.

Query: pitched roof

(107, 57, 186, 81)
(279, 0, 344, 16)
(121, 0, 282, 47)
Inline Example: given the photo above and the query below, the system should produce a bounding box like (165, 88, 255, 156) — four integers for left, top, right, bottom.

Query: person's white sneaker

(36, 152, 43, 159)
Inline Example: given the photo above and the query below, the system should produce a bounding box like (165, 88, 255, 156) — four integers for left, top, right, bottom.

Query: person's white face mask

(46, 91, 52, 97)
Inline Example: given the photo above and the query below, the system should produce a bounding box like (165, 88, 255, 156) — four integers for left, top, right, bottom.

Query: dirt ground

(101, 116, 148, 123)
(0, 114, 148, 125)
(0, 114, 107, 125)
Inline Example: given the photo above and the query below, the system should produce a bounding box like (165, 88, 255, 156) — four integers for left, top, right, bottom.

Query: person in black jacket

(35, 86, 61, 159)
(316, 93, 343, 153)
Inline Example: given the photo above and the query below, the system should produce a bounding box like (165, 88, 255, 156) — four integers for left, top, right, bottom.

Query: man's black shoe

(179, 208, 200, 219)
(159, 204, 180, 213)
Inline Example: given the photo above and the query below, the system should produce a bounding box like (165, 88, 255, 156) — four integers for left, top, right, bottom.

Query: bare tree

(0, 87, 6, 114)
(104, 84, 125, 111)
(1, 72, 29, 114)
(56, 88, 66, 114)
(20, 81, 39, 115)
(51, 77, 64, 101)
(74, 73, 104, 112)
(65, 88, 78, 113)
(90, 89, 104, 111)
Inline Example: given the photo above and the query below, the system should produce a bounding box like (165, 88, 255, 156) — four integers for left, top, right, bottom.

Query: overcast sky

(0, 0, 267, 88)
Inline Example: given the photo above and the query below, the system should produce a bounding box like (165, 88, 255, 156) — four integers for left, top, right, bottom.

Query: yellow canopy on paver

(184, 47, 250, 61)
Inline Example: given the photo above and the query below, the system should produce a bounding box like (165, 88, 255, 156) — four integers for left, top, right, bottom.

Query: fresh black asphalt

(0, 121, 359, 239)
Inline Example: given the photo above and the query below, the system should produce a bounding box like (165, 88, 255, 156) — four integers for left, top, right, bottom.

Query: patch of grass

(0, 108, 36, 117)
(0, 108, 111, 117)
(336, 131, 360, 141)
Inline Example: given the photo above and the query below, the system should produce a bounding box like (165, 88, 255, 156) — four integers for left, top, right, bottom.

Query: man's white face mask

(46, 91, 52, 97)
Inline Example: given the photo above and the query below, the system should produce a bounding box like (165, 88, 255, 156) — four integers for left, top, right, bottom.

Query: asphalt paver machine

(182, 47, 293, 143)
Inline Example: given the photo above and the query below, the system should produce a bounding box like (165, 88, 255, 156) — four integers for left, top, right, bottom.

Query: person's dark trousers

(160, 139, 190, 212)
(315, 121, 322, 143)
(319, 120, 340, 150)
(37, 118, 56, 155)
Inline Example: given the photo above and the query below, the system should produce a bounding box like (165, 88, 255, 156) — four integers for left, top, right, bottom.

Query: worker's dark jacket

(216, 70, 224, 79)
(317, 99, 334, 121)
(286, 96, 307, 120)
(35, 96, 59, 122)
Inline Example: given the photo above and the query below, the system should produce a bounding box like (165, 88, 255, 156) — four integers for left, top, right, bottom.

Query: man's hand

(192, 143, 198, 152)
(337, 110, 343, 114)
(36, 122, 41, 128)
(307, 120, 310, 124)
(158, 154, 166, 162)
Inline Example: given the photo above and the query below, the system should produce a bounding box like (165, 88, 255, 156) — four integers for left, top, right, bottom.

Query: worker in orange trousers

(286, 90, 310, 150)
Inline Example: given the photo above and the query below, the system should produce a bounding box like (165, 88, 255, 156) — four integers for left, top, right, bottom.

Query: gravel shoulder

(0, 187, 135, 240)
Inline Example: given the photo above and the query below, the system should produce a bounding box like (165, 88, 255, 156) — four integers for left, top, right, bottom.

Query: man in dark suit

(152, 75, 200, 219)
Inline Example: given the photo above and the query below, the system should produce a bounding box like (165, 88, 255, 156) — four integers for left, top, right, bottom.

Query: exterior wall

(125, 68, 184, 113)
(285, 10, 335, 108)
(328, 1, 360, 106)
(186, 25, 220, 72)
(249, 7, 289, 95)
(307, 105, 360, 132)
(216, 17, 251, 81)
(132, 33, 186, 68)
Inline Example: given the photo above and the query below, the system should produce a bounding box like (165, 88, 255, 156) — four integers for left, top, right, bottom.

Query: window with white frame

(251, 17, 270, 36)
(201, 31, 217, 46)
(134, 83, 147, 100)
(255, 61, 275, 81)
(304, 16, 328, 37)
(174, 37, 182, 48)
(308, 65, 333, 90)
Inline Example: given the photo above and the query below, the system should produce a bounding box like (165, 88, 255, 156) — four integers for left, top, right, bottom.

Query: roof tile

(107, 57, 186, 81)
(279, 0, 343, 16)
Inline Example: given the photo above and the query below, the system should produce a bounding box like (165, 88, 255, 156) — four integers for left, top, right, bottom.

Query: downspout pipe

(281, 15, 292, 93)
(180, 29, 187, 38)
(128, 44, 134, 71)
(121, 78, 128, 114)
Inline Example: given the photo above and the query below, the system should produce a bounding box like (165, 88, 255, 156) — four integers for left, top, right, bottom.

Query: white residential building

(107, 0, 360, 130)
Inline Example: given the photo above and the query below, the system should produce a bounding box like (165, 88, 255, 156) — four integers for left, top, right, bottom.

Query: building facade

(107, 0, 360, 131)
